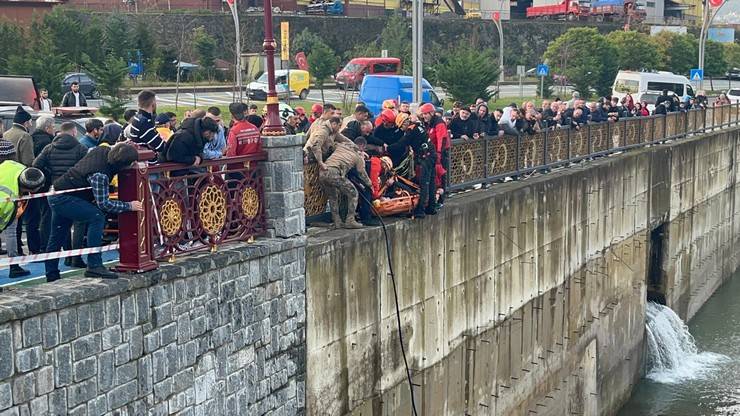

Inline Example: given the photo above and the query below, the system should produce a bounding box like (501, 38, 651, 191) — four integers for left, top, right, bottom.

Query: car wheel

(299, 89, 309, 100)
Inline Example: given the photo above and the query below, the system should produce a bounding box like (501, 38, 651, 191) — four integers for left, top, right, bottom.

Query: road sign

(536, 64, 549, 77)
(280, 22, 289, 62)
(708, 0, 724, 7)
(295, 52, 308, 71)
(492, 11, 500, 21)
(690, 68, 704, 82)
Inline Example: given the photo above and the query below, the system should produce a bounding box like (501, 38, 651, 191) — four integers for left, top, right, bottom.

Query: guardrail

(304, 103, 740, 218)
(117, 151, 267, 272)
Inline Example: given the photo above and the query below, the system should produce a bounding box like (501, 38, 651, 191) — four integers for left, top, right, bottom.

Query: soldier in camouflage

(319, 140, 372, 229)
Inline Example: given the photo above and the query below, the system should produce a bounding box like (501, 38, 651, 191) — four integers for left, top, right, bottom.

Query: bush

(433, 47, 500, 104)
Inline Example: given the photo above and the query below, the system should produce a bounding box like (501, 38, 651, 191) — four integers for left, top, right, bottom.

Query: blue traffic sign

(537, 64, 549, 77)
(690, 68, 703, 82)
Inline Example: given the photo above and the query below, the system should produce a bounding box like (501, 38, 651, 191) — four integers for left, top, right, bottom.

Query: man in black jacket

(450, 107, 478, 140)
(44, 143, 143, 281)
(25, 116, 56, 253)
(61, 82, 88, 107)
(165, 116, 219, 170)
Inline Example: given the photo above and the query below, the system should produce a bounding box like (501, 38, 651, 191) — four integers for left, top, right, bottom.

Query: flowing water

(619, 276, 740, 416)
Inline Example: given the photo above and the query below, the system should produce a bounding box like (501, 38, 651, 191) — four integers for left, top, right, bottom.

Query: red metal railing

(117, 150, 267, 272)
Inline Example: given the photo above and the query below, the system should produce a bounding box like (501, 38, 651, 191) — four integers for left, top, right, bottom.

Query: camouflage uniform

(319, 142, 371, 228)
(302, 120, 355, 164)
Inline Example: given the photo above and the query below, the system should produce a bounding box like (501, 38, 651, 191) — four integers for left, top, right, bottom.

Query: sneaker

(84, 266, 118, 279)
(69, 256, 87, 269)
(46, 272, 61, 283)
(9, 265, 30, 279)
(342, 219, 364, 229)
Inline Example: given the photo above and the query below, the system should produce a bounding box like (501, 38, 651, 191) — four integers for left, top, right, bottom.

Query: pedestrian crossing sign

(537, 64, 549, 77)
(690, 69, 703, 82)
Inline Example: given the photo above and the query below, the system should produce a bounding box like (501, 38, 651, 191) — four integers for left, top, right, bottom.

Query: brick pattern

(262, 135, 306, 238)
(0, 238, 306, 416)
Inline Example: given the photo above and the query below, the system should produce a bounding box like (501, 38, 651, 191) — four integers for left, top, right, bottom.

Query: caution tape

(3, 186, 93, 202)
(0, 244, 119, 268)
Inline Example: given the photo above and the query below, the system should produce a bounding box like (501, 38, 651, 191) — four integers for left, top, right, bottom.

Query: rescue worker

(419, 103, 449, 205)
(303, 116, 356, 166)
(395, 113, 437, 218)
(0, 143, 46, 278)
(319, 141, 372, 229)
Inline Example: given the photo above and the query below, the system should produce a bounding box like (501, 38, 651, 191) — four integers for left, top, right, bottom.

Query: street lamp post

(698, 0, 726, 90)
(226, 0, 242, 102)
(261, 0, 286, 136)
(492, 11, 504, 83)
(412, 0, 423, 103)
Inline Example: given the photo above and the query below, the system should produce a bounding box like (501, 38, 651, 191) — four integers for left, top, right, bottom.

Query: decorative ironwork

(304, 162, 328, 218)
(450, 140, 485, 185)
(242, 187, 260, 220)
(547, 129, 567, 163)
(519, 133, 543, 169)
(488, 136, 518, 177)
(572, 128, 589, 157)
(160, 199, 182, 237)
(625, 119, 639, 146)
(590, 124, 608, 153)
(198, 185, 227, 235)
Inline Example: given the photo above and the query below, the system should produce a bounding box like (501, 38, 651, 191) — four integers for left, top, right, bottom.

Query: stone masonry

(262, 135, 305, 238)
(0, 237, 306, 416)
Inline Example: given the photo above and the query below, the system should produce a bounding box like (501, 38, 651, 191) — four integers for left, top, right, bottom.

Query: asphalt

(0, 250, 120, 288)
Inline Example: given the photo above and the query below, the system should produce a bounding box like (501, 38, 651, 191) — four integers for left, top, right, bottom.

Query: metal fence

(304, 103, 740, 217)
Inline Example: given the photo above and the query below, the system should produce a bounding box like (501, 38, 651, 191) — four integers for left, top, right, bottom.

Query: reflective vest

(0, 160, 24, 231)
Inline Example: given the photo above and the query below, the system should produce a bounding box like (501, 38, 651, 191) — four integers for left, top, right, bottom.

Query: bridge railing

(117, 151, 267, 272)
(303, 103, 740, 216)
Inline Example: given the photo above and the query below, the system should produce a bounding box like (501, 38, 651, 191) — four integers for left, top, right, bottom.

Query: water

(619, 276, 740, 416)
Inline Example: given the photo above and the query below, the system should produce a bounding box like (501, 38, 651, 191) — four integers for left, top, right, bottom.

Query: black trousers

(25, 197, 50, 254)
(416, 153, 437, 212)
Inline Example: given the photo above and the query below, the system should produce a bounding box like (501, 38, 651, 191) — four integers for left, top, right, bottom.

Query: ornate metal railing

(304, 103, 740, 217)
(117, 152, 267, 272)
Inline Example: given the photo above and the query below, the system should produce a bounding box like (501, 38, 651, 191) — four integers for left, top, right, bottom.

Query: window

(685, 85, 694, 97)
(371, 63, 399, 73)
(647, 82, 683, 95)
(614, 79, 639, 94)
(646, 1, 655, 7)
(342, 63, 363, 73)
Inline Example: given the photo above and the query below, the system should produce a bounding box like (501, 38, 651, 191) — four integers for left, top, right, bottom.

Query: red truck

(526, 0, 588, 20)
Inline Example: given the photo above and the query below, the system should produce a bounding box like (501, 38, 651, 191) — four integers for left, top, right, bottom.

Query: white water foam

(645, 302, 728, 384)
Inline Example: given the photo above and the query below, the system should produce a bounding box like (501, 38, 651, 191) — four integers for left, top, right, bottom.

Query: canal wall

(305, 126, 740, 415)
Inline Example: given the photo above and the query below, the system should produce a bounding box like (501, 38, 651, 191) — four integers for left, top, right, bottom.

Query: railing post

(543, 129, 548, 166)
(117, 146, 158, 273)
(483, 136, 489, 181)
(587, 124, 593, 155)
(261, 135, 306, 237)
(566, 127, 572, 161)
(515, 134, 521, 174)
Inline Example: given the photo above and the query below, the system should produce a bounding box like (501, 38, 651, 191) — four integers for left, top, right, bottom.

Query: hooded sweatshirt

(474, 104, 497, 136)
(166, 117, 208, 165)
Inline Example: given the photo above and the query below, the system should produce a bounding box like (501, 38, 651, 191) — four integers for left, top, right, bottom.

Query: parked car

(0, 105, 38, 135)
(335, 57, 401, 90)
(61, 73, 100, 99)
(727, 89, 740, 104)
(247, 70, 310, 100)
(726, 68, 740, 81)
(358, 75, 443, 117)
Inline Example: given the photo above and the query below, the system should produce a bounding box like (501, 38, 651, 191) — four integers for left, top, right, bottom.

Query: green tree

(83, 18, 106, 65)
(379, 13, 411, 74)
(653, 32, 698, 75)
(6, 24, 70, 103)
(192, 26, 216, 81)
(42, 8, 86, 68)
(606, 30, 662, 71)
(725, 43, 740, 70)
(704, 40, 728, 78)
(0, 21, 24, 73)
(132, 20, 157, 77)
(84, 54, 129, 120)
(544, 27, 618, 99)
(103, 15, 132, 61)
(292, 28, 324, 56)
(307, 41, 339, 103)
(433, 47, 500, 104)
(157, 46, 179, 81)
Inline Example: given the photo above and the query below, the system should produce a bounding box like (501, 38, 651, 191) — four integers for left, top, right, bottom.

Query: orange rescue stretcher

(372, 176, 420, 217)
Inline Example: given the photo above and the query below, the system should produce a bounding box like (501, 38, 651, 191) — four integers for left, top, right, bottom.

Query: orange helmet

(419, 103, 435, 114)
(382, 99, 397, 110)
(380, 109, 397, 124)
(395, 112, 410, 129)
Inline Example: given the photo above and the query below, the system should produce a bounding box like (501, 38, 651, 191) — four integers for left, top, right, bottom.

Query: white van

(612, 70, 695, 105)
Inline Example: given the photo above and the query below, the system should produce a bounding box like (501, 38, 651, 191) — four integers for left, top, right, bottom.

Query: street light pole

(227, 0, 242, 102)
(698, 0, 726, 90)
(492, 11, 504, 83)
(412, 0, 423, 103)
(261, 0, 286, 135)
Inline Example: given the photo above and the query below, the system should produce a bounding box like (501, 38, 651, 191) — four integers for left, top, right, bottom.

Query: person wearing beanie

(155, 113, 174, 142)
(294, 107, 309, 133)
(0, 139, 16, 163)
(4, 106, 35, 167)
(45, 143, 144, 281)
(0, 158, 45, 278)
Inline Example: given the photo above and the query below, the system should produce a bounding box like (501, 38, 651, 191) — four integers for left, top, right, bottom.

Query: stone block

(41, 313, 59, 350)
(47, 390, 66, 415)
(159, 323, 177, 346)
(68, 404, 85, 416)
(90, 301, 106, 332)
(73, 356, 97, 382)
(152, 303, 173, 328)
(125, 327, 144, 361)
(0, 383, 10, 410)
(11, 374, 34, 405)
(34, 367, 53, 397)
(153, 378, 172, 403)
(86, 395, 107, 416)
(0, 327, 14, 380)
(67, 378, 96, 408)
(172, 368, 193, 395)
(15, 346, 41, 374)
(107, 380, 137, 410)
(0, 407, 17, 416)
(114, 344, 130, 366)
(101, 327, 122, 351)
(29, 396, 47, 415)
(116, 361, 137, 385)
(97, 351, 114, 393)
(72, 333, 101, 361)
(176, 315, 191, 345)
(21, 318, 41, 348)
(150, 283, 173, 307)
(137, 356, 152, 396)
(53, 345, 72, 387)
(105, 297, 120, 327)
(151, 350, 167, 383)
(121, 294, 137, 330)
(76, 304, 92, 336)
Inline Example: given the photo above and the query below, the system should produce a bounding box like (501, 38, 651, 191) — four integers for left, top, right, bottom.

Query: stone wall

(0, 237, 306, 416)
(305, 126, 740, 415)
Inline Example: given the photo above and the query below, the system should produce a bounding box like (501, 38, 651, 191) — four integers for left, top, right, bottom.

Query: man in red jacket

(419, 103, 449, 207)
(226, 103, 261, 158)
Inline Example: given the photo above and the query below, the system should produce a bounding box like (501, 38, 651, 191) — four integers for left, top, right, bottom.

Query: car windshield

(729, 90, 740, 96)
(256, 73, 269, 83)
(342, 63, 363, 73)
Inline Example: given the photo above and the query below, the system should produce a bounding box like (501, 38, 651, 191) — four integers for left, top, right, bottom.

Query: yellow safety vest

(0, 160, 25, 231)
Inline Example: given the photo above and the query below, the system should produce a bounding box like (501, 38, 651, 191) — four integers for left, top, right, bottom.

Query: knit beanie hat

(18, 167, 45, 191)
(155, 113, 171, 125)
(13, 106, 32, 124)
(0, 139, 15, 156)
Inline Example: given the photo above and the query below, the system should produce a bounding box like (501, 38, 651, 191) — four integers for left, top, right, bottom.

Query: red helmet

(311, 103, 323, 114)
(419, 103, 435, 114)
(380, 109, 397, 124)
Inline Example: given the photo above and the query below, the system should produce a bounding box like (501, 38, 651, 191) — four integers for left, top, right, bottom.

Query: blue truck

(358, 75, 443, 117)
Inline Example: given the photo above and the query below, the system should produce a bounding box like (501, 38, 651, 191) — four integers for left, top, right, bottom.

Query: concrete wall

(305, 127, 740, 415)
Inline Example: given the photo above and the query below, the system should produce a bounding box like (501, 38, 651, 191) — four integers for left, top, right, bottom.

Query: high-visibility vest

(0, 160, 25, 231)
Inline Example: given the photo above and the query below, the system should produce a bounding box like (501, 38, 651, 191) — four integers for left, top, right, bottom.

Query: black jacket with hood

(474, 104, 498, 136)
(33, 133, 88, 188)
(166, 117, 208, 165)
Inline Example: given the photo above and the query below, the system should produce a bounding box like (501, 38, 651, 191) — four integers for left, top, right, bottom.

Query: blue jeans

(45, 195, 106, 277)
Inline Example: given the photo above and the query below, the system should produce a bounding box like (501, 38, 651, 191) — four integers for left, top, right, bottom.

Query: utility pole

(412, 0, 424, 103)
(698, 0, 726, 90)
(226, 0, 242, 102)
(492, 11, 504, 83)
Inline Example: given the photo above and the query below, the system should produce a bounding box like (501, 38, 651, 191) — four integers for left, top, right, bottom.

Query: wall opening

(647, 223, 667, 305)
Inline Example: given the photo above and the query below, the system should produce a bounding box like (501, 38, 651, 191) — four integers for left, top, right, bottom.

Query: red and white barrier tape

(0, 244, 119, 268)
(3, 186, 92, 202)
